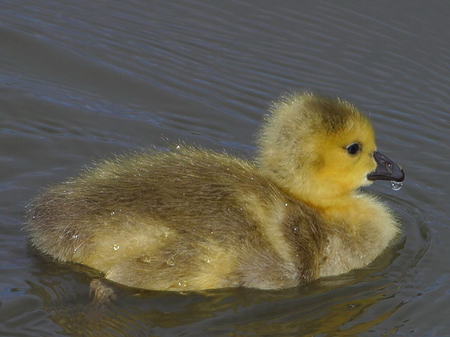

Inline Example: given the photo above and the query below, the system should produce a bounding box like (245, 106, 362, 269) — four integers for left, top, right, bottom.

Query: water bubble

(177, 281, 187, 287)
(391, 181, 403, 191)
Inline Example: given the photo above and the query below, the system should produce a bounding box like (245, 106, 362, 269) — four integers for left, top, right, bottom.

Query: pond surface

(1, 0, 449, 336)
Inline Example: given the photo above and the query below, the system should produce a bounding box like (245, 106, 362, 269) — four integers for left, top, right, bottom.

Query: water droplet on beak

(391, 180, 403, 191)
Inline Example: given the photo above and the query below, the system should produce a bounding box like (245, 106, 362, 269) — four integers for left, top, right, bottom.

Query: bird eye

(346, 142, 361, 155)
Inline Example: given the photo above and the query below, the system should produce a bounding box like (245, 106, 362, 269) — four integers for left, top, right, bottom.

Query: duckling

(26, 93, 404, 291)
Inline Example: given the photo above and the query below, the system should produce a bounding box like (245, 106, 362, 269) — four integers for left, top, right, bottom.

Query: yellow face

(257, 93, 395, 207)
(309, 119, 377, 197)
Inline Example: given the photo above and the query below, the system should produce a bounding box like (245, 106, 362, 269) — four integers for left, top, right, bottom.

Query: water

(1, 0, 450, 336)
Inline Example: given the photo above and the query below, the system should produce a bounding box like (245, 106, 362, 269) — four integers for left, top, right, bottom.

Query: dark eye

(346, 142, 361, 155)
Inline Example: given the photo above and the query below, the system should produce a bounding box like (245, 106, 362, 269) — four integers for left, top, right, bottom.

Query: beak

(367, 151, 405, 182)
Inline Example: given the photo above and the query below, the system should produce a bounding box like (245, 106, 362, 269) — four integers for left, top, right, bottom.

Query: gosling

(27, 93, 405, 291)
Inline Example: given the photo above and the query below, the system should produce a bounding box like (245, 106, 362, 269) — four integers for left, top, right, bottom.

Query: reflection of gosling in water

(27, 93, 404, 291)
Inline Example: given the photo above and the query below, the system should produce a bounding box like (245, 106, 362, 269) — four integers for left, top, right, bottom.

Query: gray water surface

(1, 1, 449, 336)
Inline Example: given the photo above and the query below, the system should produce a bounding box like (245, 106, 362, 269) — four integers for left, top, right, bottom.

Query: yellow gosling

(26, 92, 405, 291)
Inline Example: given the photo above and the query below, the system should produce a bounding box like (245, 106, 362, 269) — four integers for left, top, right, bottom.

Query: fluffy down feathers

(27, 93, 404, 291)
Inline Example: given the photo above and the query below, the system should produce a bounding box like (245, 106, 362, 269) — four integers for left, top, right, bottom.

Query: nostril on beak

(385, 162, 393, 172)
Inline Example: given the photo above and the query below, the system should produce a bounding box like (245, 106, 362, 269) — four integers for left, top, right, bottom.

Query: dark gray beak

(367, 151, 405, 182)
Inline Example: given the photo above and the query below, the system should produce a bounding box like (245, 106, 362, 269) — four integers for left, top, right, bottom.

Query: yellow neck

(293, 188, 369, 231)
